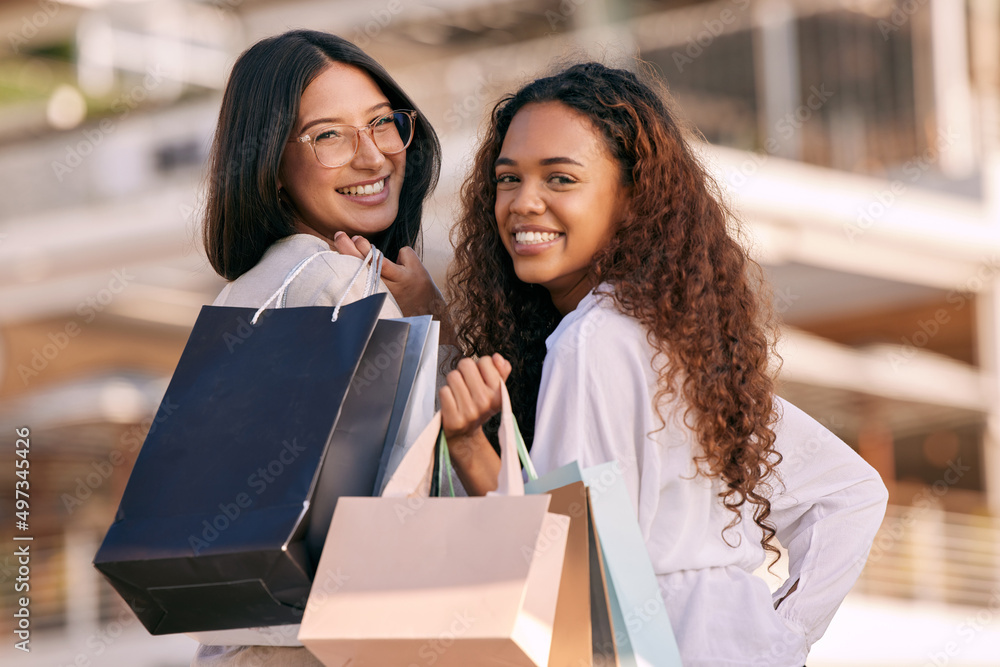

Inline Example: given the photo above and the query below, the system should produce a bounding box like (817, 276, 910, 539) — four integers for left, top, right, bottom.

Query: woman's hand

(440, 354, 511, 439)
(333, 232, 445, 315)
(438, 354, 511, 495)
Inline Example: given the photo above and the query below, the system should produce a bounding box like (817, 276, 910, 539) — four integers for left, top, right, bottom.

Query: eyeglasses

(292, 109, 417, 168)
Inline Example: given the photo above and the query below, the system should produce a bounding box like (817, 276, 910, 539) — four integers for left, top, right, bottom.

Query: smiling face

(494, 101, 628, 315)
(278, 62, 406, 243)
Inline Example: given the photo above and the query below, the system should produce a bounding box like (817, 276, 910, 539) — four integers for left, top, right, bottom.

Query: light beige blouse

(212, 233, 403, 318)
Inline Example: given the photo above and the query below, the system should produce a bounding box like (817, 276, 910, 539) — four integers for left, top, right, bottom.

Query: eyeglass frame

(289, 109, 418, 168)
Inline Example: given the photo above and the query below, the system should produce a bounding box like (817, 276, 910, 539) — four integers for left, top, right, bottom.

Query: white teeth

(515, 231, 561, 245)
(338, 179, 384, 196)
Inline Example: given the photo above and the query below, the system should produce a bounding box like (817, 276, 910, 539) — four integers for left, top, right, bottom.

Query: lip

(340, 175, 387, 189)
(337, 175, 390, 205)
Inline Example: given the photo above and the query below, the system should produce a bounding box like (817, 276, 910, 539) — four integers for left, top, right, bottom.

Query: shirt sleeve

(766, 397, 889, 648)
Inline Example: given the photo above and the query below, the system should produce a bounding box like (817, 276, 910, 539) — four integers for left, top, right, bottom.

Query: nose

(508, 181, 545, 217)
(351, 129, 386, 170)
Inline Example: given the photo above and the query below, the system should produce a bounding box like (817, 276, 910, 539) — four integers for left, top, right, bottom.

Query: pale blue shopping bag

(526, 460, 683, 667)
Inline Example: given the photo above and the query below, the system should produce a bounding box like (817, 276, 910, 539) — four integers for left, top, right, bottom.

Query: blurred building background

(1, 0, 999, 664)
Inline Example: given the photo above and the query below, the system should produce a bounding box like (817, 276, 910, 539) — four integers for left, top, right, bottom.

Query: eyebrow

(494, 156, 584, 168)
(300, 102, 391, 134)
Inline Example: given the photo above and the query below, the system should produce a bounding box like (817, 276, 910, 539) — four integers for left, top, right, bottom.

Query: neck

(293, 222, 337, 249)
(548, 276, 595, 316)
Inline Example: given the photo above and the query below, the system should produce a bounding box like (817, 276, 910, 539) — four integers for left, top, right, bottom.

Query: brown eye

(316, 127, 344, 142)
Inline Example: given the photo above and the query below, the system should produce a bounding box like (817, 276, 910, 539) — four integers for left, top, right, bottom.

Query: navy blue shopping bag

(94, 294, 408, 635)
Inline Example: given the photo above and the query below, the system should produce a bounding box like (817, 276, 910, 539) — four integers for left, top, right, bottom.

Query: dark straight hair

(203, 29, 442, 280)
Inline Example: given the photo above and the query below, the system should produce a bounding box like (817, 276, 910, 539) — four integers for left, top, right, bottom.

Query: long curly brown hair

(449, 62, 783, 563)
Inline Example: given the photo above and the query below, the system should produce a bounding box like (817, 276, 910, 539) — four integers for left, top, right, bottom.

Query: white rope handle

(331, 247, 380, 322)
(363, 248, 384, 297)
(277, 252, 334, 308)
(250, 247, 382, 324)
(251, 251, 332, 324)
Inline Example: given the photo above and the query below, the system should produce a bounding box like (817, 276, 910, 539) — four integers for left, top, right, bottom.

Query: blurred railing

(856, 504, 1000, 608)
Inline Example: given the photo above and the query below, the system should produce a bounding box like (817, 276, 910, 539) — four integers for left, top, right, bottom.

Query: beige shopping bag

(538, 480, 594, 666)
(299, 384, 571, 666)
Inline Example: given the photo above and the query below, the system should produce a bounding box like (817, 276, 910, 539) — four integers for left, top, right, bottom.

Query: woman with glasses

(203, 28, 442, 322)
(193, 29, 441, 667)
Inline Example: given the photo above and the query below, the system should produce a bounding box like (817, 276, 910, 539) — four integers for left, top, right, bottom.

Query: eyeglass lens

(314, 111, 414, 167)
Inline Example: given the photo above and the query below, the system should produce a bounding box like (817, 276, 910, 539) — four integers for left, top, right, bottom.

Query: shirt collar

(544, 283, 612, 351)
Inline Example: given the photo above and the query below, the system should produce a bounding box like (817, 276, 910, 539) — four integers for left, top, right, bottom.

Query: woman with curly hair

(439, 62, 888, 666)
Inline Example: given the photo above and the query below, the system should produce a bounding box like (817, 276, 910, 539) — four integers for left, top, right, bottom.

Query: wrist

(445, 429, 486, 462)
(445, 428, 500, 495)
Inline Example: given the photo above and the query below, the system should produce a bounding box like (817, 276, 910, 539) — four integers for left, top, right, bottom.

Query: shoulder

(540, 288, 661, 407)
(212, 234, 370, 309)
(213, 234, 327, 300)
(252, 234, 359, 282)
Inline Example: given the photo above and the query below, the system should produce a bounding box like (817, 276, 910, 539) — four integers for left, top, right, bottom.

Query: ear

(276, 152, 289, 191)
(276, 164, 289, 204)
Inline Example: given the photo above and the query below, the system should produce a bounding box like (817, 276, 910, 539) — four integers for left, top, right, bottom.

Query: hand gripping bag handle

(383, 381, 534, 498)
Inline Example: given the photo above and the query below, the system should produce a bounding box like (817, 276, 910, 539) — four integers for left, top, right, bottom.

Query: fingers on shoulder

(331, 232, 365, 259)
(350, 235, 373, 256)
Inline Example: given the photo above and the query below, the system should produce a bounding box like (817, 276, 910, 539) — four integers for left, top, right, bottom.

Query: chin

(360, 220, 397, 238)
(359, 210, 399, 234)
(512, 267, 547, 287)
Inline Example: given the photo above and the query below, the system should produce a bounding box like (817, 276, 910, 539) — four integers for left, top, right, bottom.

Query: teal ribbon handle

(511, 415, 537, 482)
(435, 429, 456, 498)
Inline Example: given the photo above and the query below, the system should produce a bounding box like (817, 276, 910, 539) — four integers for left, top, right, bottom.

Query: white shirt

(529, 288, 889, 667)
